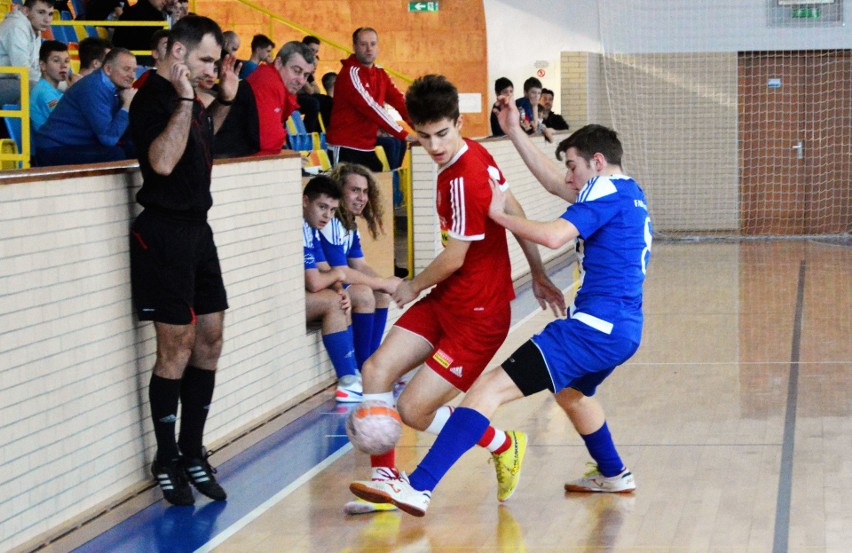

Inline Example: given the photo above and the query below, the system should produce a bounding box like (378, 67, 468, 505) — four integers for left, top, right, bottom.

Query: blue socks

(351, 312, 374, 371)
(371, 307, 389, 353)
(408, 407, 490, 492)
(581, 422, 624, 477)
(322, 329, 357, 378)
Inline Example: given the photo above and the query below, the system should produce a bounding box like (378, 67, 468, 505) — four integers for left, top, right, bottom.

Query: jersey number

(641, 216, 653, 275)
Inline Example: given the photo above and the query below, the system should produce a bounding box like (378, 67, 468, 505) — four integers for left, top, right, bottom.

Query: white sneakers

(564, 464, 636, 493)
(336, 374, 363, 403)
(350, 470, 432, 517)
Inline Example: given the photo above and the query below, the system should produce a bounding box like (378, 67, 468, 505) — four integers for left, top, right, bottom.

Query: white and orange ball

(345, 401, 402, 455)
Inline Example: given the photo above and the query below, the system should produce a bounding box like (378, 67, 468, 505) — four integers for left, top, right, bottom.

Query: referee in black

(129, 15, 239, 506)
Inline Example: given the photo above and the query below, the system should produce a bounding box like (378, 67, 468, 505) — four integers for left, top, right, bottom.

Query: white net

(585, 0, 852, 239)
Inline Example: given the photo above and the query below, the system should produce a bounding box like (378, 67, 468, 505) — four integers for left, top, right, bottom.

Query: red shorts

(395, 294, 511, 391)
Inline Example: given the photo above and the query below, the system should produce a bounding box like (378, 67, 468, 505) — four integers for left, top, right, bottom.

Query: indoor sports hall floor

(50, 239, 851, 553)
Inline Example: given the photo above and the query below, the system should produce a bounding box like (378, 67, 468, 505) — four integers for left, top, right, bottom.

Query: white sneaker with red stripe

(336, 374, 363, 403)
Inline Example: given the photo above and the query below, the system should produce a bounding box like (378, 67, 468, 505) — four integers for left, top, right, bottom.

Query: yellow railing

(0, 67, 31, 169)
(230, 0, 414, 84)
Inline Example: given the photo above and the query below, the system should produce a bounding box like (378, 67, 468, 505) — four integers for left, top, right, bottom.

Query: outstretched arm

(489, 179, 578, 250)
(502, 189, 566, 317)
(496, 94, 576, 203)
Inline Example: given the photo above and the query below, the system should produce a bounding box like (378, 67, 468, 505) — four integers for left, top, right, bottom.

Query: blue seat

(289, 109, 326, 150)
(2, 103, 31, 167)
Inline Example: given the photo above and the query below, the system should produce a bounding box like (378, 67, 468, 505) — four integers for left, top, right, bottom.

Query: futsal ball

(345, 401, 402, 455)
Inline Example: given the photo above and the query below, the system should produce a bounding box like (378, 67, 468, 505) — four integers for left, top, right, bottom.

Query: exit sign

(409, 2, 439, 12)
(792, 7, 820, 18)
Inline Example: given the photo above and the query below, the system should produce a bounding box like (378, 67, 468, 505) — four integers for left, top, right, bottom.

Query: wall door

(739, 51, 852, 235)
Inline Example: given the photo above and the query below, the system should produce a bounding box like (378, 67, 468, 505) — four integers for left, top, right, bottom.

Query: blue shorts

(530, 317, 639, 395)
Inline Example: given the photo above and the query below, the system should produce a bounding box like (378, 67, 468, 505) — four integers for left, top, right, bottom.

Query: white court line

(195, 279, 577, 551)
(193, 444, 353, 553)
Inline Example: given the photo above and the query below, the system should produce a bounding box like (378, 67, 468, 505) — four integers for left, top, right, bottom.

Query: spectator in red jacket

(326, 27, 414, 172)
(213, 41, 316, 158)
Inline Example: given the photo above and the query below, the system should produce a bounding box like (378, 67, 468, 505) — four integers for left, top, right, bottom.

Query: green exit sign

(409, 1, 439, 12)
(792, 7, 820, 18)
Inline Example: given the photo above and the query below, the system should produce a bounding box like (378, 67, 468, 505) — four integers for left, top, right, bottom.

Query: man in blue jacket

(36, 48, 138, 166)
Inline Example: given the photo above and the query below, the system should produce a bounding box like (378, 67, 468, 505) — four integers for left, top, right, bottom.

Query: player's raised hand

(217, 53, 239, 103)
(495, 92, 522, 135)
(488, 177, 509, 223)
(532, 273, 567, 317)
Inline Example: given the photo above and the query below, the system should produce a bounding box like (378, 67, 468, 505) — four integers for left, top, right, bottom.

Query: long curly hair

(327, 163, 385, 240)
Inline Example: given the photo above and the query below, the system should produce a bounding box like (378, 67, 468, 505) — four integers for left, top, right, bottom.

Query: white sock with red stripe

(426, 405, 510, 454)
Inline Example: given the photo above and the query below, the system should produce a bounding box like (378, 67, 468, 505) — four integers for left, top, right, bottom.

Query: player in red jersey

(347, 74, 566, 510)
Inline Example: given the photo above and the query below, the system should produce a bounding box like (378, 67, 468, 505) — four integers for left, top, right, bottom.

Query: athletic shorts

(129, 210, 228, 325)
(501, 317, 639, 397)
(328, 146, 383, 173)
(394, 293, 511, 392)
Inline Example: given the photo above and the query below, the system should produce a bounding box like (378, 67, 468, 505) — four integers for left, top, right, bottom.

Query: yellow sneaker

(492, 431, 527, 502)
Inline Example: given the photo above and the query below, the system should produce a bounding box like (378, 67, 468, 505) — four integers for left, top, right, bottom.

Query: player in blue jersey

(303, 175, 362, 401)
(349, 99, 652, 516)
(320, 163, 401, 401)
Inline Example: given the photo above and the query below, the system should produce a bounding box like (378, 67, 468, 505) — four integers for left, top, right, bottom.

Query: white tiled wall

(0, 137, 573, 551)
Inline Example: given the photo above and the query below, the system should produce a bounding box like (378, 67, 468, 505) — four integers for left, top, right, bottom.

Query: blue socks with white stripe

(322, 329, 357, 378)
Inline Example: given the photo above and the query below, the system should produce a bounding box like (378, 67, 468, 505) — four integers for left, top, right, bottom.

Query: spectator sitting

(0, 0, 54, 106)
(36, 47, 138, 166)
(326, 27, 414, 173)
(303, 175, 362, 403)
(214, 41, 316, 158)
(515, 76, 543, 135)
(490, 76, 512, 137)
(83, 0, 124, 21)
(165, 0, 187, 26)
(238, 34, 274, 79)
(221, 30, 240, 57)
(30, 41, 69, 132)
(539, 87, 569, 131)
(112, 0, 168, 67)
(321, 71, 336, 97)
(133, 29, 169, 89)
(297, 34, 332, 133)
(69, 37, 111, 86)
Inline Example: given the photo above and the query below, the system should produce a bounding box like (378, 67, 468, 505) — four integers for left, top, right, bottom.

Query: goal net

(579, 0, 851, 240)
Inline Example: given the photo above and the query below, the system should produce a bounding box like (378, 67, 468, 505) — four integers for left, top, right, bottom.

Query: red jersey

(246, 63, 300, 154)
(326, 54, 410, 150)
(430, 139, 515, 312)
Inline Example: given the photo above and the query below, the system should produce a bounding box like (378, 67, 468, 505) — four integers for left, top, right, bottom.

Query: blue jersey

(319, 217, 364, 267)
(562, 174, 651, 341)
(303, 220, 327, 270)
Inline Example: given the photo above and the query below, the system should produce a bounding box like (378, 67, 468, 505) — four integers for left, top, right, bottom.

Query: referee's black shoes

(182, 448, 227, 502)
(151, 458, 195, 506)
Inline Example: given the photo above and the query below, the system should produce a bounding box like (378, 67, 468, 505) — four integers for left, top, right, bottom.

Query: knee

(197, 327, 224, 359)
(349, 284, 375, 311)
(156, 331, 196, 375)
(375, 291, 391, 308)
(396, 398, 429, 431)
(556, 388, 588, 416)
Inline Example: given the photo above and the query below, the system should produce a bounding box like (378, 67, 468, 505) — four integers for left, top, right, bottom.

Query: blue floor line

(72, 402, 353, 553)
(71, 256, 575, 552)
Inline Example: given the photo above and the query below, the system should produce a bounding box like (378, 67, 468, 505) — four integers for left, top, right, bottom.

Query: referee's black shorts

(129, 210, 228, 325)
